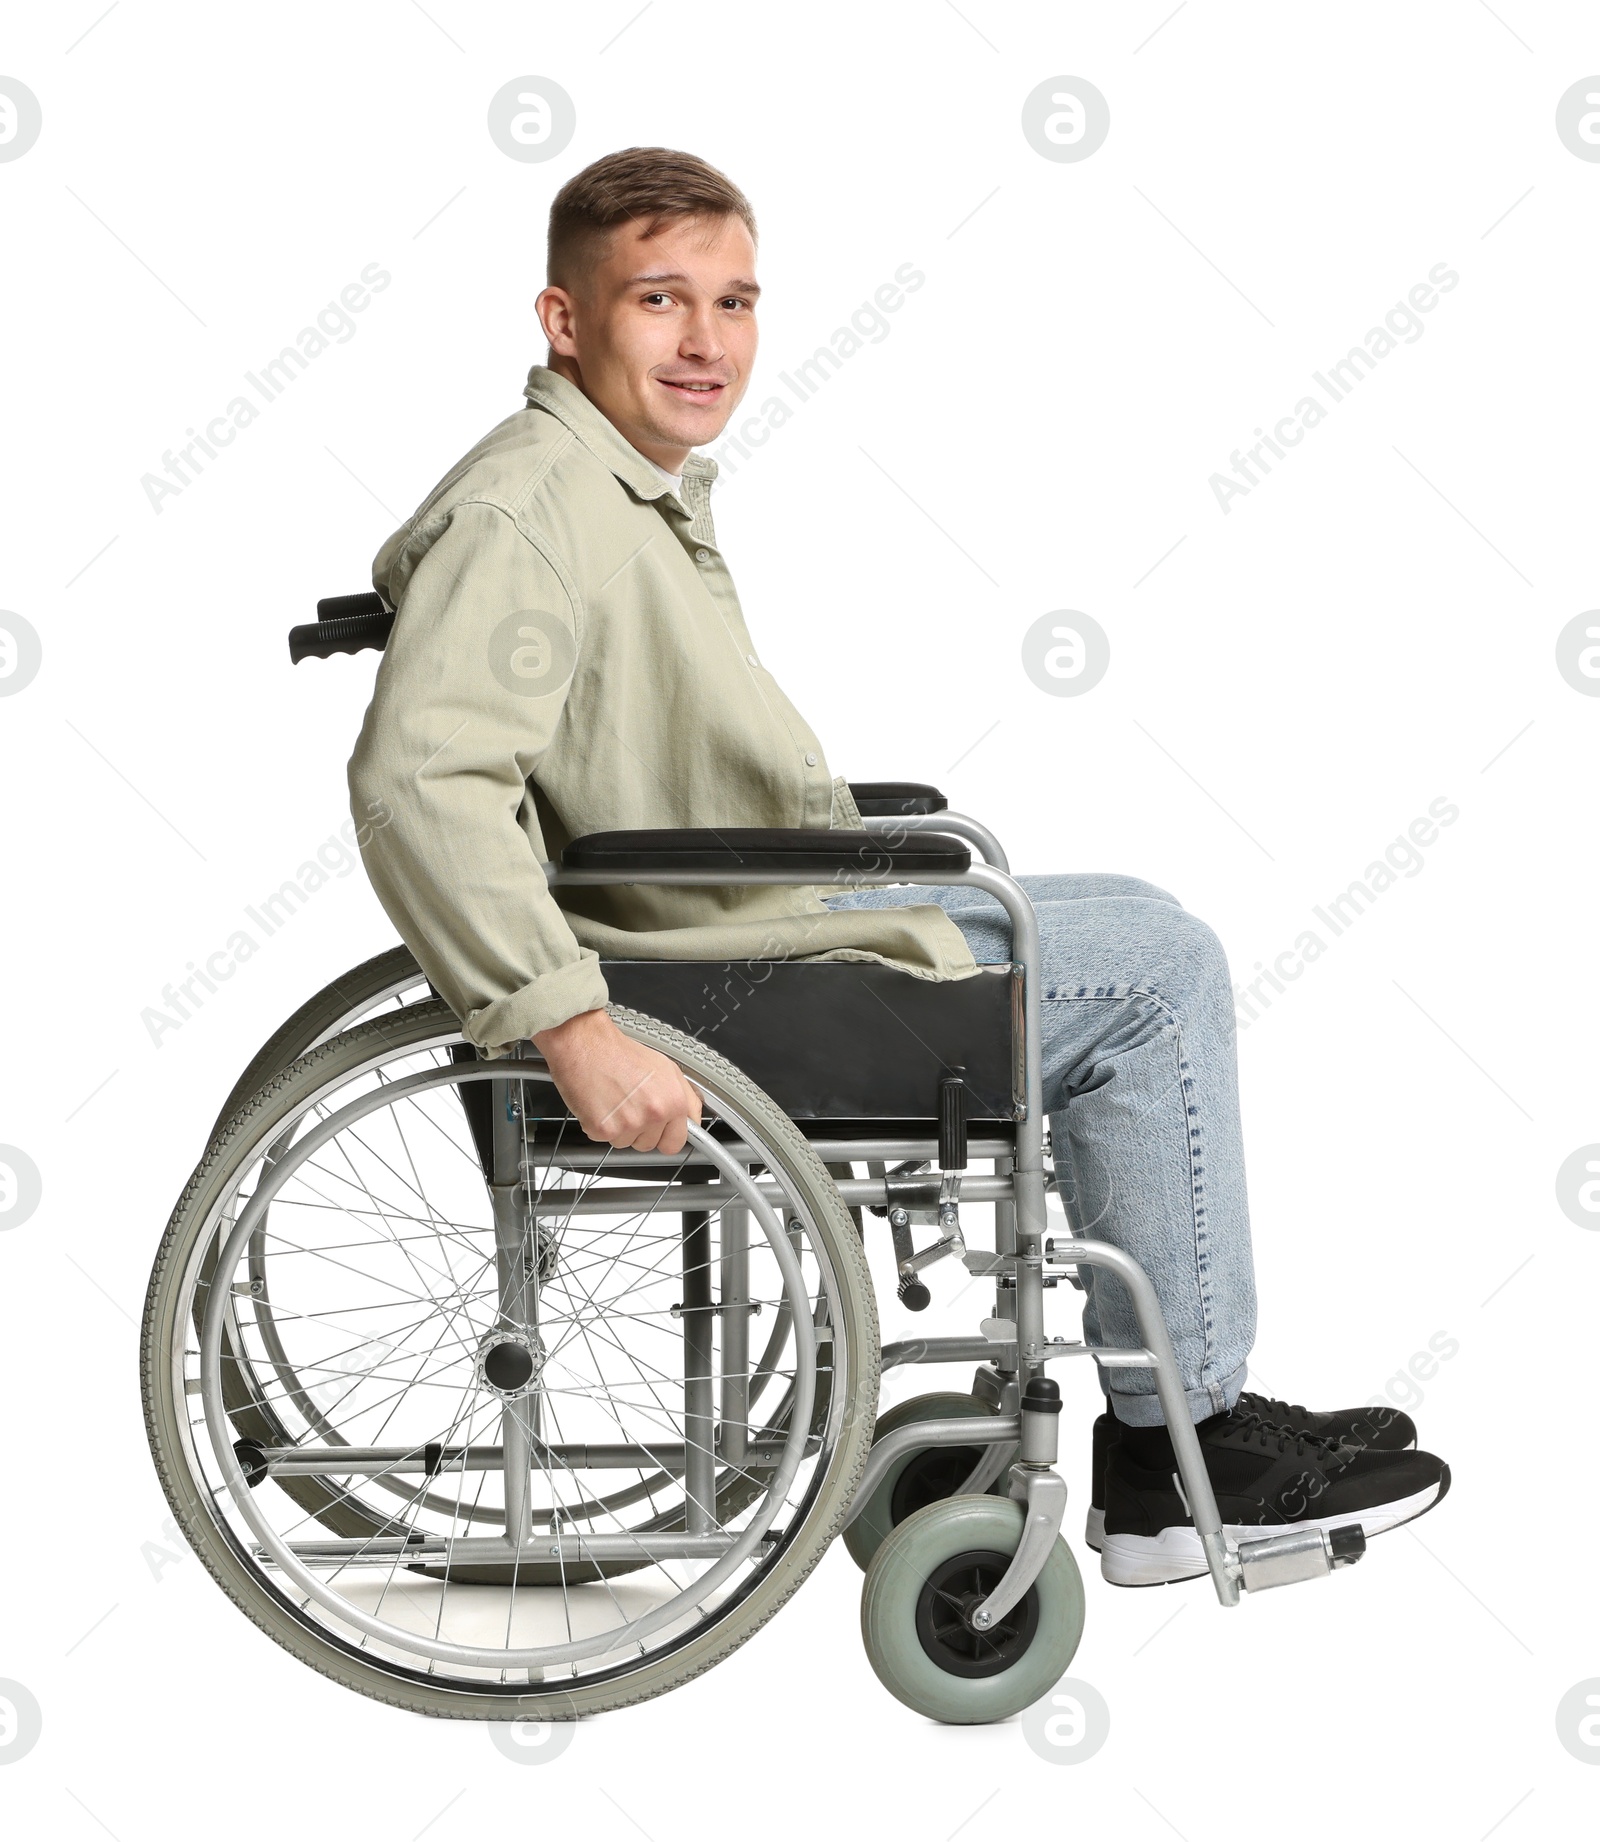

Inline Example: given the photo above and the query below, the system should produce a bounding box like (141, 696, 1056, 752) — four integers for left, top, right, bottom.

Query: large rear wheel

(144, 999, 878, 1718)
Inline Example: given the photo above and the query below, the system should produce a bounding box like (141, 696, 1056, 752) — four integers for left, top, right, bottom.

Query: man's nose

(679, 303, 726, 363)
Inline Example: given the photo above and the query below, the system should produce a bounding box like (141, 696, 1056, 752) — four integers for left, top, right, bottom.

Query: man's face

(536, 213, 759, 471)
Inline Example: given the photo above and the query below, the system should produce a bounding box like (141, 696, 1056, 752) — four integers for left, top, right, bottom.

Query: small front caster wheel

(860, 1495, 1085, 1723)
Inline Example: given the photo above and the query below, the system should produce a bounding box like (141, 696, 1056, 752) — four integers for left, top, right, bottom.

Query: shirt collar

(522, 364, 719, 509)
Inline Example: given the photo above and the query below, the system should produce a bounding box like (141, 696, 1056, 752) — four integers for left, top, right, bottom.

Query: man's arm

(348, 499, 700, 1151)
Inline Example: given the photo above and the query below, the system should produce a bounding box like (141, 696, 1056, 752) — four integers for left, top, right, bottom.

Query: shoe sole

(1099, 1466, 1450, 1588)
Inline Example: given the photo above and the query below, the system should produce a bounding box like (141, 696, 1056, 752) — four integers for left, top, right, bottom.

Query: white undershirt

(644, 456, 685, 496)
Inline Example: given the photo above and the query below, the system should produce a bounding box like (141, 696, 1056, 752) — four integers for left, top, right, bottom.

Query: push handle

(288, 591, 394, 663)
(289, 608, 395, 662)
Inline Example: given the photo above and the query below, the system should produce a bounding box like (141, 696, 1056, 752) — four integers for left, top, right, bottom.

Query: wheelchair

(140, 592, 1366, 1724)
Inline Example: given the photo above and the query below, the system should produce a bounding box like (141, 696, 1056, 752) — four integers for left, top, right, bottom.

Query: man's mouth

(657, 377, 728, 404)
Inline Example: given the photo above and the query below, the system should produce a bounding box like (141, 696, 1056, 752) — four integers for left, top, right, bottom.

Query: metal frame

(191, 798, 1351, 1692)
(541, 813, 1249, 1611)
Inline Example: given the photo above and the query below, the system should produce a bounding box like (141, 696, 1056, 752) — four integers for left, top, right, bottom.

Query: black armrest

(847, 781, 948, 816)
(560, 828, 970, 876)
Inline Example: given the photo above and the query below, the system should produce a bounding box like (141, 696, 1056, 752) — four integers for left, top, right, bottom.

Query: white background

(2, 1, 1597, 1835)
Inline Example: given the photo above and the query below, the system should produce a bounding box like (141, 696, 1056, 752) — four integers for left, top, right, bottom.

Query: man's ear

(536, 284, 579, 358)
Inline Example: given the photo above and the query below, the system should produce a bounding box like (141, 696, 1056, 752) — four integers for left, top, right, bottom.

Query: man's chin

(643, 386, 740, 452)
(663, 412, 737, 449)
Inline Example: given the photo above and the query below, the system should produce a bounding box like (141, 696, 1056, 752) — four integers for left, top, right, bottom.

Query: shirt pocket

(829, 774, 865, 832)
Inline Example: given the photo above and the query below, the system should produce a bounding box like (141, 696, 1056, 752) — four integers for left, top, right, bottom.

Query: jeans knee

(1143, 907, 1233, 1019)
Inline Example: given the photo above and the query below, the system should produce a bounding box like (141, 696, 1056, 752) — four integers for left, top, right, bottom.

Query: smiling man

(349, 146, 1449, 1590)
(350, 149, 978, 1161)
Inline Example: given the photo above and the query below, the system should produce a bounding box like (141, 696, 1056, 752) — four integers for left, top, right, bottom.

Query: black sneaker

(1084, 1392, 1418, 1551)
(1099, 1407, 1450, 1587)
(1236, 1391, 1417, 1455)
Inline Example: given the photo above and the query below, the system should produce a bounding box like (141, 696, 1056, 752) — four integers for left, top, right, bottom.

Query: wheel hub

(478, 1330, 544, 1399)
(914, 1547, 1041, 1679)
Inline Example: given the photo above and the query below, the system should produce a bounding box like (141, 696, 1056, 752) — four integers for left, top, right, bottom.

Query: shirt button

(805, 752, 818, 767)
(695, 548, 711, 563)
(746, 653, 759, 668)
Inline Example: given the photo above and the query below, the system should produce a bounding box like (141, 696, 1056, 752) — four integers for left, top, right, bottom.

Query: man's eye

(642, 292, 672, 306)
(720, 298, 750, 312)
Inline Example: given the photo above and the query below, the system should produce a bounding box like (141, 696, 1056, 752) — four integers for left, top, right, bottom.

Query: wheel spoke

(152, 1011, 867, 1703)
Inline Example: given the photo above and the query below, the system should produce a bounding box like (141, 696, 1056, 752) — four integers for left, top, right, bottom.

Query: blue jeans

(824, 874, 1256, 1427)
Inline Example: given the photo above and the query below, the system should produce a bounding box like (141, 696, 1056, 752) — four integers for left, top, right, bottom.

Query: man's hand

(530, 1007, 702, 1155)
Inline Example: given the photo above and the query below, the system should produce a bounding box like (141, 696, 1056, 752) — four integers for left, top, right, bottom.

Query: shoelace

(1237, 1390, 1313, 1425)
(1225, 1407, 1344, 1462)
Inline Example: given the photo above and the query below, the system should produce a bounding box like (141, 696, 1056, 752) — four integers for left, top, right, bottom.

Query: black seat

(595, 958, 1017, 1122)
(452, 957, 1018, 1174)
(551, 830, 997, 1125)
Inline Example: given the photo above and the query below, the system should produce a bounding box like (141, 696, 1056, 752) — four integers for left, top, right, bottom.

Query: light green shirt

(348, 364, 979, 1055)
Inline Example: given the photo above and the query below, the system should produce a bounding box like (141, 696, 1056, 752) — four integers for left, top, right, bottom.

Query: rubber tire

(212, 944, 422, 1134)
(822, 1162, 865, 1237)
(861, 1496, 1085, 1724)
(145, 997, 879, 1720)
(843, 1392, 1014, 1572)
(203, 945, 444, 1561)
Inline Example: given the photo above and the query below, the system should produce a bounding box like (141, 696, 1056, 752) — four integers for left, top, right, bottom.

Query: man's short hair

(547, 147, 757, 290)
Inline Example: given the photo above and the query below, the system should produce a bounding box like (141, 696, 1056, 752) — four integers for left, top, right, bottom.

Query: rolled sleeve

(348, 499, 609, 1052)
(466, 955, 611, 1049)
